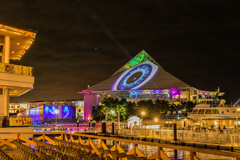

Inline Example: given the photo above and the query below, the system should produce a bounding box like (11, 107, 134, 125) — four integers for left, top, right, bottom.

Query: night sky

(1, 0, 239, 103)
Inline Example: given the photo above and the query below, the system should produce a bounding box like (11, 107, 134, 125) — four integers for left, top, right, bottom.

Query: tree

(179, 101, 195, 116)
(136, 99, 170, 117)
(92, 97, 136, 121)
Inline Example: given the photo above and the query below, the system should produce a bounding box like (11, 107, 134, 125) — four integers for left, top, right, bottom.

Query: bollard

(102, 122, 106, 134)
(174, 123, 177, 141)
(174, 149, 178, 159)
(77, 120, 79, 133)
(112, 122, 115, 135)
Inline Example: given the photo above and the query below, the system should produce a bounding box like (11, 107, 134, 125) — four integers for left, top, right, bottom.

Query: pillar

(112, 122, 115, 134)
(173, 123, 177, 141)
(84, 94, 99, 120)
(102, 122, 106, 134)
(4, 36, 10, 63)
(2, 88, 9, 127)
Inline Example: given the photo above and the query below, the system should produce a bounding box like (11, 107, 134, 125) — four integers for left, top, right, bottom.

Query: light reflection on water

(87, 139, 235, 160)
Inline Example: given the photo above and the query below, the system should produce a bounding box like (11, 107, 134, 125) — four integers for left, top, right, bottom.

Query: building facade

(0, 22, 37, 127)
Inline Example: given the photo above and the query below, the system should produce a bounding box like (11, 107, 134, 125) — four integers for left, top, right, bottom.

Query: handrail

(0, 62, 33, 76)
(0, 132, 240, 158)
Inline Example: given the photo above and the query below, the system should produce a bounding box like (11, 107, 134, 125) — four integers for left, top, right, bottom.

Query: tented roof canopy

(87, 50, 190, 92)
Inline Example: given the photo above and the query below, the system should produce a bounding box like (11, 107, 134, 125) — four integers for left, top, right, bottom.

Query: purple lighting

(61, 106, 76, 120)
(43, 106, 59, 121)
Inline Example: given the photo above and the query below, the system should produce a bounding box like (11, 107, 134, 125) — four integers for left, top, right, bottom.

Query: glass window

(205, 109, 211, 114)
(192, 109, 199, 114)
(198, 109, 205, 114)
(212, 109, 219, 114)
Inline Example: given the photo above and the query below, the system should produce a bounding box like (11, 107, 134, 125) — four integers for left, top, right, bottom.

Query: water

(87, 139, 235, 160)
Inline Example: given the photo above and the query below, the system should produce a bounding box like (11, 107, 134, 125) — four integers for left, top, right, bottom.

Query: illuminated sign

(30, 107, 40, 123)
(112, 60, 159, 90)
(9, 118, 32, 126)
(61, 106, 76, 120)
(43, 106, 59, 121)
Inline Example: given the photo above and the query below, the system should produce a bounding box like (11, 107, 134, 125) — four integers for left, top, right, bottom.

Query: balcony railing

(0, 62, 33, 76)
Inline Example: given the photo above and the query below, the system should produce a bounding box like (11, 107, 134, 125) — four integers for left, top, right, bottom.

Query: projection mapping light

(112, 60, 159, 90)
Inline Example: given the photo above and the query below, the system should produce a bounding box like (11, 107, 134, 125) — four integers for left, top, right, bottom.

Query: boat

(188, 98, 238, 120)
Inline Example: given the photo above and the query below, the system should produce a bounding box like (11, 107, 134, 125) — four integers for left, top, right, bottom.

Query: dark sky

(1, 0, 239, 103)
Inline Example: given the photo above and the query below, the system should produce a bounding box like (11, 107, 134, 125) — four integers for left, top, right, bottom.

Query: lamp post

(141, 111, 145, 126)
(141, 111, 146, 139)
(118, 109, 121, 129)
(55, 110, 59, 125)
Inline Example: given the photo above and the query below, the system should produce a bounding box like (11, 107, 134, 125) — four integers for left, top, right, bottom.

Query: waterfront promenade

(32, 123, 240, 147)
(0, 131, 239, 160)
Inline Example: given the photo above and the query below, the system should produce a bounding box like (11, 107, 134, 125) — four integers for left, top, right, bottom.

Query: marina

(0, 1, 239, 159)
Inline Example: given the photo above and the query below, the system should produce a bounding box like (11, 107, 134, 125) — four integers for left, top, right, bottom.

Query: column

(2, 87, 9, 127)
(4, 36, 10, 63)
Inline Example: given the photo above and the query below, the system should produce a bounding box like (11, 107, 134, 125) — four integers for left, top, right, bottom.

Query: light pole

(141, 111, 145, 126)
(55, 110, 59, 125)
(141, 111, 146, 139)
(118, 109, 121, 129)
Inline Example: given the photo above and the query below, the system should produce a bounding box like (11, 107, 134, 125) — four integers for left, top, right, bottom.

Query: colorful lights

(0, 23, 37, 60)
(43, 106, 59, 121)
(112, 60, 159, 90)
(61, 106, 76, 119)
(116, 50, 158, 75)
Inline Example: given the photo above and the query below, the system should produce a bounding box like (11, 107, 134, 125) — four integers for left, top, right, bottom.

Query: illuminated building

(80, 50, 224, 120)
(13, 100, 84, 124)
(0, 22, 37, 127)
(9, 102, 30, 115)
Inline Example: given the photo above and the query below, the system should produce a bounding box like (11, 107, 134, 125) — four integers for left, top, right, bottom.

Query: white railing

(116, 128, 240, 146)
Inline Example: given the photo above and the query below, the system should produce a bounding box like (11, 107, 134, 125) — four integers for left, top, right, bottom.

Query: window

(205, 109, 211, 114)
(198, 109, 205, 114)
(192, 109, 199, 114)
(0, 89, 2, 95)
(0, 45, 3, 53)
(212, 109, 219, 114)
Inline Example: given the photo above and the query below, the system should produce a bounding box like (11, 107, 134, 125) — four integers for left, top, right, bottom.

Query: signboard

(9, 118, 32, 126)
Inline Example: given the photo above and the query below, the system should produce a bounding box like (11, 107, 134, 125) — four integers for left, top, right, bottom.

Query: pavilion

(80, 50, 223, 120)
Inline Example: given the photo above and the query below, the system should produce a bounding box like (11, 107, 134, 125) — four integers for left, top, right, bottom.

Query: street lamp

(141, 111, 146, 139)
(141, 111, 145, 125)
(154, 118, 158, 122)
(118, 109, 122, 129)
(55, 110, 59, 125)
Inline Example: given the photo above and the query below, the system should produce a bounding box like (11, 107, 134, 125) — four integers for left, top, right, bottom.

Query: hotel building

(0, 22, 37, 127)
